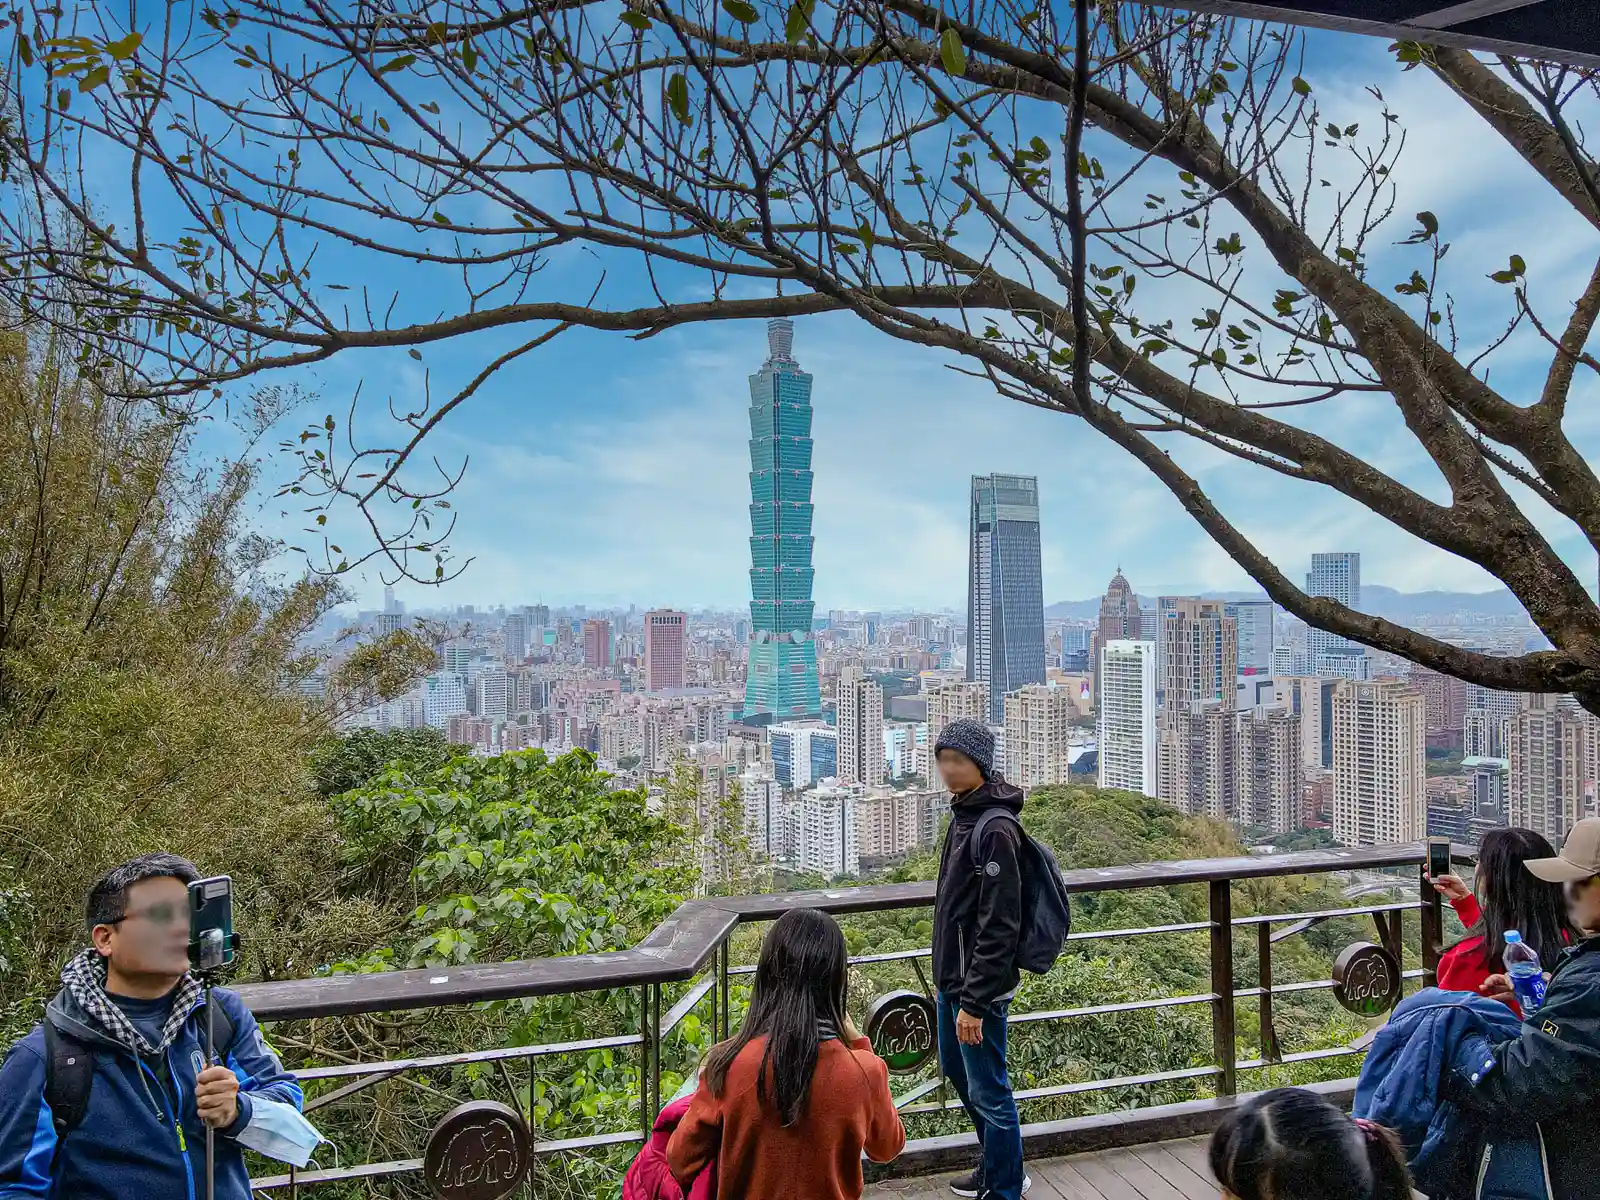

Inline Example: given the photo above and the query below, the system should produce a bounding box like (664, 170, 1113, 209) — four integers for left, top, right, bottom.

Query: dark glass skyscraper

(968, 473, 1046, 722)
(743, 319, 822, 721)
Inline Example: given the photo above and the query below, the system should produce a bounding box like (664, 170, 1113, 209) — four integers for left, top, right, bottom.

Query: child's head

(1209, 1089, 1412, 1200)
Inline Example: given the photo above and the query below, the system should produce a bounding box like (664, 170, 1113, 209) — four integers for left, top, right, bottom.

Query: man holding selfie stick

(0, 853, 304, 1200)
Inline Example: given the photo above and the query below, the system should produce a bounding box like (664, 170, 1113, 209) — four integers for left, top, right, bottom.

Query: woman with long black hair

(1429, 827, 1580, 1014)
(666, 908, 905, 1200)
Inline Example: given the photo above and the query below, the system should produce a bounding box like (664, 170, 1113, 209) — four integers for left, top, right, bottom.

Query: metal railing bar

(1068, 921, 1214, 941)
(1008, 993, 1218, 1023)
(1232, 901, 1422, 926)
(533, 1130, 647, 1155)
(660, 976, 716, 1037)
(893, 1077, 945, 1110)
(303, 1068, 403, 1113)
(1233, 968, 1426, 1002)
(900, 1064, 1225, 1113)
(293, 1033, 643, 1081)
(1237, 1045, 1362, 1069)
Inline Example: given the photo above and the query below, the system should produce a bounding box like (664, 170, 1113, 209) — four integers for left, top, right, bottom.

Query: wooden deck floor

(869, 1137, 1218, 1200)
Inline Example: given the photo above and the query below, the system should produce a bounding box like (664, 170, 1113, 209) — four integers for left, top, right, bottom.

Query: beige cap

(1526, 817, 1600, 883)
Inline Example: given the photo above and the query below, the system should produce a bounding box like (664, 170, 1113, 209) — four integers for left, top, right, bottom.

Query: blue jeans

(937, 993, 1024, 1200)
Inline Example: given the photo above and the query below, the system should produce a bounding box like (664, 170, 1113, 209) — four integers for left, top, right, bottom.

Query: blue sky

(181, 25, 1600, 614)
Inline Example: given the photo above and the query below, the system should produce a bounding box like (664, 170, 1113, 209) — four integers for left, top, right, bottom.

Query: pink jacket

(623, 1094, 717, 1200)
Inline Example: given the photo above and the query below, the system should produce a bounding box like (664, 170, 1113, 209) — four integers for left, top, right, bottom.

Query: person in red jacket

(667, 908, 906, 1200)
(1428, 826, 1578, 1014)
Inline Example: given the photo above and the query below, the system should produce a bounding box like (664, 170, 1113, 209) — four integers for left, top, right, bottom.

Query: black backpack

(37, 1001, 236, 1138)
(969, 809, 1073, 974)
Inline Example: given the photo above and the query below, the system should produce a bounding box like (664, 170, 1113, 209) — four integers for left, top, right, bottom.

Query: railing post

(1257, 923, 1280, 1065)
(641, 983, 661, 1136)
(717, 938, 731, 1041)
(1420, 862, 1443, 988)
(1210, 878, 1237, 1096)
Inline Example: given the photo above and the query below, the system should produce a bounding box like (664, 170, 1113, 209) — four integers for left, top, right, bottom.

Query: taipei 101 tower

(742, 318, 822, 721)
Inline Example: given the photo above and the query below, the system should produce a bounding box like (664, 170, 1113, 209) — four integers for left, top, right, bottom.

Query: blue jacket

(0, 985, 303, 1200)
(1355, 988, 1529, 1198)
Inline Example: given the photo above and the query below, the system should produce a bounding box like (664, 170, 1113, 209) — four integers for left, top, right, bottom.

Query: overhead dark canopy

(1157, 1, 1600, 68)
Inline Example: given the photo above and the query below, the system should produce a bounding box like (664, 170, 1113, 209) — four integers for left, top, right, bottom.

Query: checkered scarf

(60, 949, 202, 1056)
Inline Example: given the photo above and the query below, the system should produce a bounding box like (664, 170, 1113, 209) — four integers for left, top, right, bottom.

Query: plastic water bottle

(1503, 930, 1547, 1013)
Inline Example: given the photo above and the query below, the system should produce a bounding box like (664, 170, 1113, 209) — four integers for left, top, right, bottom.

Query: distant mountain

(1047, 585, 1531, 623)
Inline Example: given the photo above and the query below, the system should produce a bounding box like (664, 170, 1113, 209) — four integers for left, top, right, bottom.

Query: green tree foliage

(309, 726, 463, 799)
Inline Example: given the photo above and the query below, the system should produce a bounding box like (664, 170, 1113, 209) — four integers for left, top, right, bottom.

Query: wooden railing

(236, 842, 1462, 1195)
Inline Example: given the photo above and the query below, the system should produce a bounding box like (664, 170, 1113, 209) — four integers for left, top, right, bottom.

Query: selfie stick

(197, 928, 226, 1200)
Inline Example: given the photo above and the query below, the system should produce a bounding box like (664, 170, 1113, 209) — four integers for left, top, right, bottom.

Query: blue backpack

(969, 810, 1072, 974)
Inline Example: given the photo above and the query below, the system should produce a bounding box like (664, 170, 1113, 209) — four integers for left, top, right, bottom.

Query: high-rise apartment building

(1465, 682, 1523, 759)
(836, 667, 886, 786)
(1159, 598, 1238, 709)
(1225, 600, 1275, 675)
(582, 618, 613, 670)
(1003, 684, 1075, 790)
(1306, 552, 1361, 658)
(1236, 706, 1304, 832)
(644, 609, 687, 692)
(855, 789, 942, 864)
(1239, 674, 1333, 773)
(967, 473, 1046, 722)
(1408, 664, 1470, 747)
(1332, 679, 1425, 846)
(423, 673, 469, 730)
(1508, 694, 1591, 841)
(769, 722, 839, 790)
(796, 781, 859, 877)
(1098, 640, 1158, 797)
(1159, 702, 1235, 819)
(743, 319, 823, 721)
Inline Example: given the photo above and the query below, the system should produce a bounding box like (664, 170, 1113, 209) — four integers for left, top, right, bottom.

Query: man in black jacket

(1458, 816, 1600, 1199)
(930, 718, 1029, 1200)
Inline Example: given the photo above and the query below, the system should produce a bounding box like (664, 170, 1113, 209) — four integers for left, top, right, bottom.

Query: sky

(171, 21, 1600, 615)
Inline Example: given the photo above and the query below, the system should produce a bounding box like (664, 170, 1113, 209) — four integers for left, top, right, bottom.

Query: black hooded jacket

(931, 778, 1026, 1016)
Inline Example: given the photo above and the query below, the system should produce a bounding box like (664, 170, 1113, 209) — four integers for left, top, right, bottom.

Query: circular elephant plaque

(865, 990, 937, 1074)
(1332, 942, 1401, 1018)
(423, 1100, 532, 1200)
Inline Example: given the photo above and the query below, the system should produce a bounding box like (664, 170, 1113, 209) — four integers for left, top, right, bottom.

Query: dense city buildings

(925, 680, 990, 788)
(582, 618, 612, 669)
(769, 722, 838, 790)
(743, 319, 823, 722)
(1159, 599, 1237, 709)
(1160, 702, 1235, 819)
(1407, 663, 1470, 752)
(1464, 681, 1522, 759)
(1156, 599, 1238, 817)
(1331, 679, 1426, 846)
(643, 609, 688, 692)
(836, 666, 886, 786)
(967, 473, 1046, 722)
(1305, 552, 1361, 659)
(1098, 640, 1158, 797)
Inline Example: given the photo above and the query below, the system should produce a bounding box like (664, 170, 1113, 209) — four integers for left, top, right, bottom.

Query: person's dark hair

(1455, 827, 1579, 971)
(1210, 1089, 1412, 1200)
(85, 853, 201, 935)
(702, 908, 848, 1127)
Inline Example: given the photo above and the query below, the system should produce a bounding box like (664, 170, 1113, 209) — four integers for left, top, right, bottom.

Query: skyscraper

(1306, 552, 1361, 658)
(837, 667, 886, 786)
(967, 473, 1046, 722)
(1236, 706, 1304, 833)
(1225, 599, 1275, 675)
(502, 612, 529, 663)
(644, 609, 687, 692)
(1095, 569, 1140, 711)
(1332, 679, 1425, 846)
(582, 618, 612, 670)
(1098, 640, 1158, 797)
(743, 319, 822, 721)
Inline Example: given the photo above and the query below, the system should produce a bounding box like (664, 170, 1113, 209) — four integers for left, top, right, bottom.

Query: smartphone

(188, 876, 236, 972)
(1427, 836, 1453, 880)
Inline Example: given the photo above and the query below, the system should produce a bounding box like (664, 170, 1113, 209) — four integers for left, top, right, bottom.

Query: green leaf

(940, 28, 966, 75)
(836, 242, 859, 255)
(619, 10, 652, 31)
(461, 41, 478, 73)
(1291, 76, 1311, 95)
(106, 31, 142, 60)
(784, 0, 814, 44)
(1490, 269, 1518, 284)
(78, 64, 109, 91)
(378, 54, 416, 74)
(722, 0, 759, 22)
(17, 35, 32, 68)
(408, 347, 423, 359)
(1509, 254, 1526, 276)
(665, 72, 690, 124)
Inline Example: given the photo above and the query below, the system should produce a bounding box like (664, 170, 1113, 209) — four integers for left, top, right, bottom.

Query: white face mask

(234, 1097, 324, 1167)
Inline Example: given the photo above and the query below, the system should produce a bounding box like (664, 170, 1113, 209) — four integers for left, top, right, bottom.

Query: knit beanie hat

(934, 718, 995, 780)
